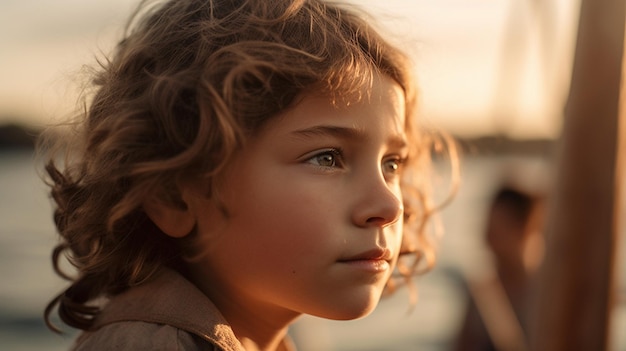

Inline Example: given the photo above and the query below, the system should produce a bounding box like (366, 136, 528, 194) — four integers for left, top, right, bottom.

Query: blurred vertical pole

(529, 0, 624, 350)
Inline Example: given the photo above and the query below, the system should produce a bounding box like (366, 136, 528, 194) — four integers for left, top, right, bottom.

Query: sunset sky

(0, 0, 580, 138)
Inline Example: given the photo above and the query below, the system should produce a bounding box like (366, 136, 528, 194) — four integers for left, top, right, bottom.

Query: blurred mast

(490, 0, 576, 138)
(529, 0, 625, 350)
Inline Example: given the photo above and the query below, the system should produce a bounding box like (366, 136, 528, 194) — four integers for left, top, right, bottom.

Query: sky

(0, 0, 580, 138)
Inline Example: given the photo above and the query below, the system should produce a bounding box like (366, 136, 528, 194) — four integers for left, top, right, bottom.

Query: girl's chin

(309, 295, 383, 321)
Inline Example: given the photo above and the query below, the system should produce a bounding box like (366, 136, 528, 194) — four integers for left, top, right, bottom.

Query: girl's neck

(187, 266, 299, 351)
(236, 329, 291, 351)
(221, 299, 297, 351)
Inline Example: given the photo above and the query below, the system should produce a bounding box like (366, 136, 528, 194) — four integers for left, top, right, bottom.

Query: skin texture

(150, 74, 408, 351)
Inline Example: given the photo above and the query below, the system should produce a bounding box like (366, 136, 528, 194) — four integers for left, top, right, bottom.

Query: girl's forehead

(294, 75, 407, 114)
(261, 75, 407, 135)
(323, 73, 406, 103)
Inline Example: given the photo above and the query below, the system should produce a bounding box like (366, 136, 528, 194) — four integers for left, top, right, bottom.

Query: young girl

(43, 0, 444, 349)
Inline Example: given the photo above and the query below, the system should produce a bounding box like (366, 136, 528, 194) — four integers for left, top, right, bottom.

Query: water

(1, 150, 624, 351)
(0, 150, 76, 350)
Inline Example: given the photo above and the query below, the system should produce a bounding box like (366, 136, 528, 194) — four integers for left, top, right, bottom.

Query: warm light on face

(182, 74, 408, 326)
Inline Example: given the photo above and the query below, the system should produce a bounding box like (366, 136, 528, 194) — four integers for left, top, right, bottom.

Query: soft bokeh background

(1, 1, 624, 350)
(1, 0, 579, 137)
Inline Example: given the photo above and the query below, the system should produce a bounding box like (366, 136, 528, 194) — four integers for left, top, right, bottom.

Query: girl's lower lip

(340, 259, 390, 273)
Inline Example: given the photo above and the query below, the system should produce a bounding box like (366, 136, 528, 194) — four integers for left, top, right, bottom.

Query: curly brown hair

(42, 0, 449, 332)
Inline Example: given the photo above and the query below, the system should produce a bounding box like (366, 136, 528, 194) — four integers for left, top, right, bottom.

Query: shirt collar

(93, 268, 245, 351)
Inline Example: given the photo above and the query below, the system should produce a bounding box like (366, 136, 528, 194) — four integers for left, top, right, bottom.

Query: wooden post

(529, 0, 625, 350)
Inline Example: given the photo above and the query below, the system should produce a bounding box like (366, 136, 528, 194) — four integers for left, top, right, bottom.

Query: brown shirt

(71, 269, 296, 351)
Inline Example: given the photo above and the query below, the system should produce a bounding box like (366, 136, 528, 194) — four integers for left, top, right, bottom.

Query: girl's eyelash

(302, 149, 408, 173)
(305, 148, 344, 168)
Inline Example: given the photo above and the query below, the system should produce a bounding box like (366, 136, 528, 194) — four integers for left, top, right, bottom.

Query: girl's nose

(351, 177, 403, 228)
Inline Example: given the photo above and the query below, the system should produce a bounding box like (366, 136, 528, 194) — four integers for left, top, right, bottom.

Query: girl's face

(184, 74, 408, 325)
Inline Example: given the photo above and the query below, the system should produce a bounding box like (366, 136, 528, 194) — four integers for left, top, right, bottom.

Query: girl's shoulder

(72, 268, 245, 351)
(72, 321, 220, 351)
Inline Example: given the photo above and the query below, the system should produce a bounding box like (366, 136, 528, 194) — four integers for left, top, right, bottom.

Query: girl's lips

(339, 247, 393, 262)
(338, 247, 393, 273)
(339, 258, 390, 273)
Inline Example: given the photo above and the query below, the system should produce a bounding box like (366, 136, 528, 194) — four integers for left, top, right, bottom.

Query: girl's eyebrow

(290, 125, 407, 149)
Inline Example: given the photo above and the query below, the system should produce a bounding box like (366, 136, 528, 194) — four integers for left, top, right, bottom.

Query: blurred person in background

(452, 185, 546, 351)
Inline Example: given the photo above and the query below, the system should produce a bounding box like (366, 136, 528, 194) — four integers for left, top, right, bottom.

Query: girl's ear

(143, 196, 195, 238)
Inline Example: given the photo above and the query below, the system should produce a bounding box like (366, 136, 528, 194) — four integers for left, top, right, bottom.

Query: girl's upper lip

(339, 247, 392, 262)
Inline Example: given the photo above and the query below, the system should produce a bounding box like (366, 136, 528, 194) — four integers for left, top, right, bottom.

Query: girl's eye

(383, 157, 406, 174)
(306, 149, 343, 168)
